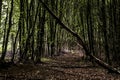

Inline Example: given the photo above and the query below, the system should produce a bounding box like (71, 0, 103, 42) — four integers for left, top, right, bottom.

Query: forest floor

(0, 52, 120, 80)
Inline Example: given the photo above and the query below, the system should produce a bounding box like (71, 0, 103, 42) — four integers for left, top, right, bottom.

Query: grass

(41, 57, 53, 62)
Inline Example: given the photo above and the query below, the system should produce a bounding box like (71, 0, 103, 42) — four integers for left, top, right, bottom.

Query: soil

(0, 53, 120, 80)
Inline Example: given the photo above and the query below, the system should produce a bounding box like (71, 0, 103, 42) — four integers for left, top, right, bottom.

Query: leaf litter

(0, 53, 120, 80)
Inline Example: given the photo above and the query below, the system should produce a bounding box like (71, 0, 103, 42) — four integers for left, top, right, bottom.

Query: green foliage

(41, 57, 53, 62)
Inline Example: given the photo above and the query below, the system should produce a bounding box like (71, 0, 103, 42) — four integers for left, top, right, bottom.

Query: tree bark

(1, 8, 8, 61)
(0, 0, 2, 27)
(101, 0, 111, 65)
(11, 28, 19, 62)
(39, 0, 120, 74)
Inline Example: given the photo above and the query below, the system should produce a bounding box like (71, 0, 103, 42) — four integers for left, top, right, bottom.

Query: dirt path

(0, 53, 120, 80)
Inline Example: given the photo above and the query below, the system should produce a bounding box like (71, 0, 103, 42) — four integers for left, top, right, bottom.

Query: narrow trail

(0, 53, 120, 80)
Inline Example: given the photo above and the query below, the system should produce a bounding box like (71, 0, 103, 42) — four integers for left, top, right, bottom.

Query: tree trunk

(101, 0, 111, 64)
(11, 29, 19, 62)
(1, 8, 8, 61)
(0, 0, 2, 27)
(86, 0, 95, 64)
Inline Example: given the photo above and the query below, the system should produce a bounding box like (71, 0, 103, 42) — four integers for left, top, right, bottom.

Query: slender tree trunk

(112, 0, 118, 63)
(11, 28, 19, 62)
(101, 0, 111, 64)
(1, 8, 8, 60)
(86, 0, 95, 64)
(18, 0, 24, 62)
(0, 0, 2, 27)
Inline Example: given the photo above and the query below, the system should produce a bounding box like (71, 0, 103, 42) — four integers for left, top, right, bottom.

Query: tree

(35, 2, 46, 63)
(86, 0, 95, 64)
(0, 0, 2, 27)
(101, 0, 111, 64)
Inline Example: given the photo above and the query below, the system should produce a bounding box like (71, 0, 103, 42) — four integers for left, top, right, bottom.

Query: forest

(0, 0, 120, 79)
